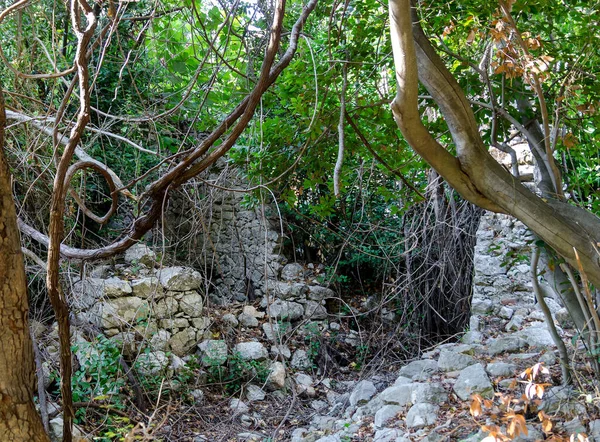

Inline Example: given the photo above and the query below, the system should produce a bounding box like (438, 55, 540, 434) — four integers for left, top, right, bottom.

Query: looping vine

(65, 160, 118, 225)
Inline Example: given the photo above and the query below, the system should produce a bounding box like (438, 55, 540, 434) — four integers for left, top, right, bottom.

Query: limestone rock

(271, 344, 291, 359)
(281, 263, 304, 281)
(486, 362, 516, 378)
(238, 312, 259, 327)
(158, 267, 203, 291)
(124, 243, 156, 266)
(229, 398, 249, 415)
(308, 285, 335, 302)
(245, 384, 266, 402)
(291, 349, 312, 370)
(100, 297, 149, 329)
(154, 297, 179, 319)
(198, 340, 228, 366)
(235, 342, 268, 361)
(267, 361, 286, 389)
(169, 328, 197, 356)
(222, 313, 239, 327)
(295, 373, 316, 397)
(178, 291, 204, 317)
(349, 380, 377, 406)
(269, 281, 309, 299)
(267, 300, 304, 321)
(190, 389, 204, 404)
(374, 405, 402, 429)
(398, 359, 438, 380)
(373, 428, 408, 442)
(304, 300, 328, 320)
(150, 330, 171, 352)
(437, 349, 476, 372)
(406, 403, 439, 428)
(262, 322, 290, 341)
(453, 363, 493, 401)
(487, 335, 527, 356)
(131, 277, 163, 299)
(515, 323, 557, 348)
(136, 351, 170, 376)
(379, 384, 412, 406)
(103, 277, 133, 298)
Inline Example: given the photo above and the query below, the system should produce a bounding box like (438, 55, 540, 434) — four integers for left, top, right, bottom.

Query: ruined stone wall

(163, 160, 287, 302)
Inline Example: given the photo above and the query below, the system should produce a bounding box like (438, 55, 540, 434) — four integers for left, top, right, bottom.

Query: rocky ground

(36, 213, 600, 442)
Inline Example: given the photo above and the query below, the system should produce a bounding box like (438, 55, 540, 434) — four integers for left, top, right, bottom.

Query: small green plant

(70, 335, 126, 420)
(206, 352, 270, 395)
(304, 322, 321, 366)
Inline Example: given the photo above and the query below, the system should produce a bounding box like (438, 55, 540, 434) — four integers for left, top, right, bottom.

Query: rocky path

(283, 213, 599, 442)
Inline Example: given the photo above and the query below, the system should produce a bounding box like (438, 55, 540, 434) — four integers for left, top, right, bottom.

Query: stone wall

(164, 160, 287, 302)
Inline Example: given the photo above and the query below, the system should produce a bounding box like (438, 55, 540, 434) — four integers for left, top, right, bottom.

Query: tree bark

(388, 0, 600, 287)
(0, 88, 50, 440)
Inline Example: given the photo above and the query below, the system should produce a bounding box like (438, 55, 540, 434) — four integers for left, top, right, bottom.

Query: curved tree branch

(388, 0, 600, 286)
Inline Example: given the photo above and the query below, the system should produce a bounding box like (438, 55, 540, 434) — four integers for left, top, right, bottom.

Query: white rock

(405, 403, 439, 428)
(245, 384, 266, 402)
(453, 363, 493, 401)
(131, 277, 163, 299)
(291, 349, 312, 370)
(198, 340, 228, 366)
(136, 351, 170, 376)
(179, 291, 204, 317)
(235, 342, 268, 361)
(158, 267, 203, 291)
(374, 405, 403, 429)
(267, 361, 286, 389)
(398, 359, 438, 380)
(281, 263, 304, 281)
(349, 380, 377, 406)
(229, 398, 249, 415)
(124, 243, 156, 266)
(437, 350, 476, 372)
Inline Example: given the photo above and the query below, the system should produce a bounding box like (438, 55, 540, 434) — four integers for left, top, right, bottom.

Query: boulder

(437, 350, 476, 372)
(291, 349, 312, 370)
(245, 384, 266, 402)
(374, 405, 402, 429)
(487, 336, 527, 356)
(124, 243, 156, 266)
(136, 351, 170, 376)
(379, 384, 412, 406)
(304, 300, 328, 320)
(405, 403, 439, 428)
(486, 362, 516, 378)
(453, 363, 494, 401)
(229, 398, 249, 415)
(198, 340, 228, 367)
(398, 359, 438, 380)
(154, 297, 179, 319)
(515, 323, 557, 348)
(308, 285, 335, 302)
(349, 380, 377, 406)
(267, 300, 304, 321)
(234, 342, 268, 361)
(267, 361, 286, 389)
(102, 277, 133, 298)
(295, 373, 316, 397)
(157, 267, 203, 291)
(131, 277, 163, 299)
(262, 322, 290, 341)
(169, 328, 197, 356)
(281, 263, 305, 281)
(100, 297, 150, 330)
(178, 291, 204, 317)
(269, 281, 309, 299)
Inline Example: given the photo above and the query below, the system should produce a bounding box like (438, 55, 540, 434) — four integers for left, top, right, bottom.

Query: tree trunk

(0, 89, 50, 440)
